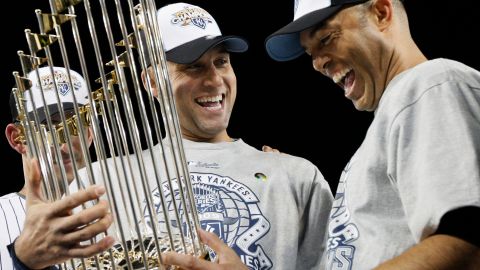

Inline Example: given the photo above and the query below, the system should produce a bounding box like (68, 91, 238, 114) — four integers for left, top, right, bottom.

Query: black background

(1, 1, 479, 195)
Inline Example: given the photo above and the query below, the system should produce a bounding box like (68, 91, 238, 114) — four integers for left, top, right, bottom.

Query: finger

(49, 185, 107, 216)
(60, 200, 111, 231)
(162, 251, 216, 270)
(66, 235, 115, 258)
(25, 158, 44, 206)
(261, 145, 280, 153)
(198, 230, 236, 257)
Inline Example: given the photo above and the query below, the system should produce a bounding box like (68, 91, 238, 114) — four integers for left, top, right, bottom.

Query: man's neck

(182, 131, 233, 143)
(18, 186, 26, 196)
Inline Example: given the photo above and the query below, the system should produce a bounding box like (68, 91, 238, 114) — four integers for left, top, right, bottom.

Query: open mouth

(195, 94, 225, 110)
(333, 68, 355, 96)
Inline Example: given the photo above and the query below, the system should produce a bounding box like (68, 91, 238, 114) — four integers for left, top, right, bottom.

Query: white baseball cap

(10, 66, 89, 123)
(156, 2, 248, 64)
(265, 0, 368, 62)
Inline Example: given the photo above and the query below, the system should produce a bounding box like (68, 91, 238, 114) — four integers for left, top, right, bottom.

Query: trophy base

(73, 236, 206, 270)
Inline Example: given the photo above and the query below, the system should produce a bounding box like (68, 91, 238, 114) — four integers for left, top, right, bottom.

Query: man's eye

(186, 64, 201, 70)
(320, 32, 333, 45)
(215, 58, 228, 66)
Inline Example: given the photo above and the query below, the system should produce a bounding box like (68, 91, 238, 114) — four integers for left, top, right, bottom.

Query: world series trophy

(10, 0, 207, 268)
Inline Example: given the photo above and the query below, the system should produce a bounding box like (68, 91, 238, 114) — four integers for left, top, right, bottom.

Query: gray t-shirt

(83, 138, 333, 270)
(326, 59, 480, 269)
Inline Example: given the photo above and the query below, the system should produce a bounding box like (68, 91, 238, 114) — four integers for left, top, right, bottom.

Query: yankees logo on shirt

(144, 172, 273, 270)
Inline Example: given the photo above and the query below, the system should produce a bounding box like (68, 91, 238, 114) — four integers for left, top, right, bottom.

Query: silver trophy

(10, 0, 206, 269)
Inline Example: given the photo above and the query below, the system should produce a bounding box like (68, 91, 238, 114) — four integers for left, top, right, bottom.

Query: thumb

(198, 229, 229, 255)
(198, 229, 242, 264)
(25, 157, 44, 206)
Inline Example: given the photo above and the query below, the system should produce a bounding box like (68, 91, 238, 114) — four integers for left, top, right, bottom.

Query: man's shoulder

(245, 143, 319, 172)
(379, 58, 480, 115)
(396, 59, 479, 91)
(0, 192, 23, 201)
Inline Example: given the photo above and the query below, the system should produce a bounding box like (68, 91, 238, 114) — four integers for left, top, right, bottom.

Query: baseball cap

(265, 0, 368, 62)
(156, 2, 248, 64)
(10, 66, 90, 123)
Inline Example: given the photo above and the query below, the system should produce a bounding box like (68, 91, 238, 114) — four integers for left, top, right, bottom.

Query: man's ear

(86, 126, 94, 146)
(140, 68, 149, 89)
(141, 67, 158, 98)
(5, 123, 27, 154)
(370, 0, 394, 31)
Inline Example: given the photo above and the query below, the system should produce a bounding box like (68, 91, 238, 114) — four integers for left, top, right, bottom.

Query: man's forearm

(374, 234, 480, 270)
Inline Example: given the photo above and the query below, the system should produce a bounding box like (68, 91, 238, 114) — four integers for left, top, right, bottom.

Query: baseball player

(265, 0, 480, 269)
(2, 66, 113, 269)
(124, 2, 334, 269)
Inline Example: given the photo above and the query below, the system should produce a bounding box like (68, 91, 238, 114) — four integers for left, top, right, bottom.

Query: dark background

(1, 1, 479, 195)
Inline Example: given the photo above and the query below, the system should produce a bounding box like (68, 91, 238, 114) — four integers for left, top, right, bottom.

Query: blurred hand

(262, 145, 280, 153)
(161, 229, 248, 270)
(15, 158, 114, 269)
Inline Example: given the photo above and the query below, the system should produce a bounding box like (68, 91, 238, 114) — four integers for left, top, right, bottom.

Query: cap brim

(9, 90, 79, 124)
(265, 6, 342, 62)
(166, 35, 249, 64)
(27, 103, 78, 124)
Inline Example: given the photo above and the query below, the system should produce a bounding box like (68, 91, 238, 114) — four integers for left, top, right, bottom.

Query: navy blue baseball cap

(265, 0, 368, 62)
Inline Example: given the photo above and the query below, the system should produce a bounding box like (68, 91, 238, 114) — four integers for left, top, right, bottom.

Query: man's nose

(312, 54, 331, 76)
(204, 66, 223, 87)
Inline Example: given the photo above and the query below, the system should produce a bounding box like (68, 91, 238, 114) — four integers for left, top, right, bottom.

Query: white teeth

(333, 68, 352, 84)
(196, 94, 223, 103)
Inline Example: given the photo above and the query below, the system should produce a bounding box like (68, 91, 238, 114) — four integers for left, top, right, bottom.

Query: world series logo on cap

(171, 6, 213, 29)
(37, 70, 82, 96)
